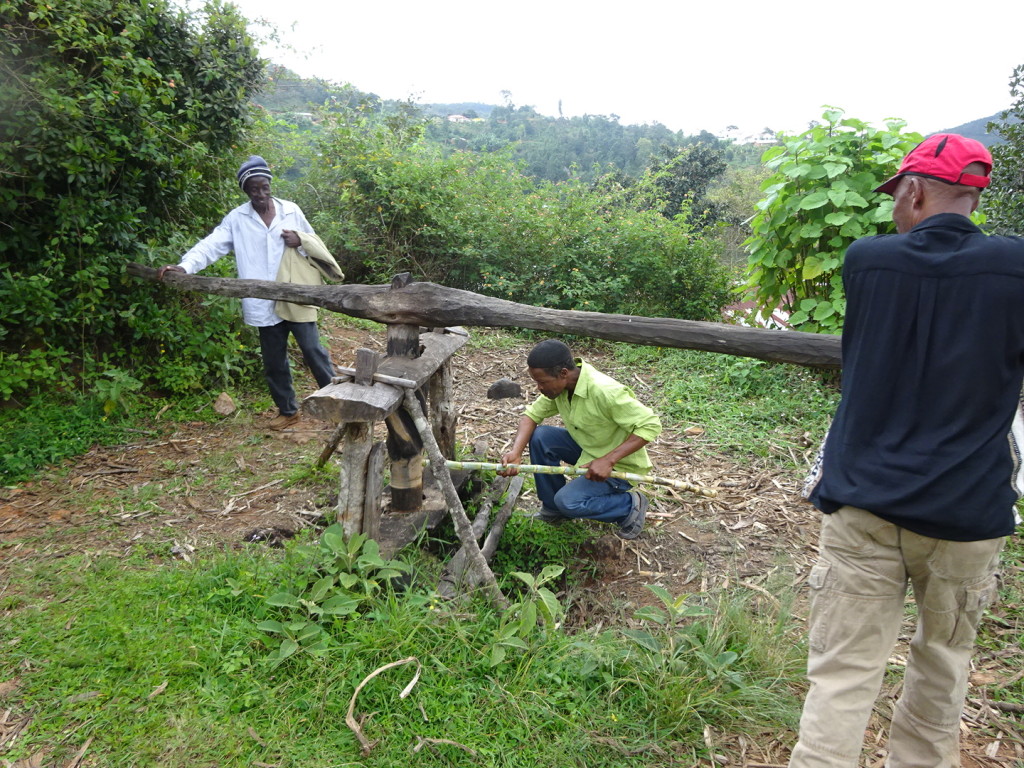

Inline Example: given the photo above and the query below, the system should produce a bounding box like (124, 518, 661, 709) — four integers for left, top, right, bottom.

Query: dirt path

(1, 322, 1019, 766)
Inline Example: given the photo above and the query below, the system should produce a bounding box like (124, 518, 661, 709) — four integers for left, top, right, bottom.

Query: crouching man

(499, 339, 662, 539)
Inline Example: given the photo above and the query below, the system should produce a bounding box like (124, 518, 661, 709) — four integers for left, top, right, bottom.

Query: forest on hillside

(253, 66, 768, 184)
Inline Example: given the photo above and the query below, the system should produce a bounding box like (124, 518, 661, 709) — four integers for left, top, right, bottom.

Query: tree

(0, 0, 265, 399)
(986, 63, 1024, 235)
(742, 108, 922, 333)
(646, 142, 727, 224)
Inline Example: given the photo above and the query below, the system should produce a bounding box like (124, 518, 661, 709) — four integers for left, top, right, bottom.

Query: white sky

(221, 0, 1022, 137)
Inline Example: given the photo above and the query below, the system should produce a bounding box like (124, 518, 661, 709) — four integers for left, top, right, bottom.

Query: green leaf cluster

(0, 0, 265, 399)
(743, 108, 922, 333)
(255, 526, 410, 666)
(488, 565, 565, 666)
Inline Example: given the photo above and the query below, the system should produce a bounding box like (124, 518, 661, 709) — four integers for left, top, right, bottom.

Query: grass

(611, 344, 840, 467)
(3, 328, 1018, 765)
(0, 544, 805, 767)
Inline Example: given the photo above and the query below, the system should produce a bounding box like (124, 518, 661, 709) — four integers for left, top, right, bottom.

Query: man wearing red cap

(792, 135, 1023, 767)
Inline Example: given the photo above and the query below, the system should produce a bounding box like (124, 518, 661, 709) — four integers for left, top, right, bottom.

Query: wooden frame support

(428, 329, 457, 460)
(385, 314, 425, 513)
(338, 423, 376, 536)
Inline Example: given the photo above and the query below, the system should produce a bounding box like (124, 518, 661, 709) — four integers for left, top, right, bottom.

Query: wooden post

(428, 330, 457, 460)
(385, 276, 425, 513)
(337, 422, 372, 537)
(336, 349, 386, 536)
(353, 347, 378, 386)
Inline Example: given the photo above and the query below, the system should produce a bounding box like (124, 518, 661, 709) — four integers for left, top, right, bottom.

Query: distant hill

(936, 113, 1006, 146)
(420, 102, 495, 119)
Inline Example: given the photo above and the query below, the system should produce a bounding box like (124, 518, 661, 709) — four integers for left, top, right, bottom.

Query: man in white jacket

(158, 155, 334, 429)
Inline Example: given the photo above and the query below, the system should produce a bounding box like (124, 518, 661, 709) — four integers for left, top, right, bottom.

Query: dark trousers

(257, 320, 334, 415)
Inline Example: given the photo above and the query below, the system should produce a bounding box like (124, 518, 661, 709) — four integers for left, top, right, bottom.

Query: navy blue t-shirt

(806, 213, 1024, 541)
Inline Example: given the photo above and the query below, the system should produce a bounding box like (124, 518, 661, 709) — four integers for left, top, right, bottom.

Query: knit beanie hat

(237, 155, 273, 191)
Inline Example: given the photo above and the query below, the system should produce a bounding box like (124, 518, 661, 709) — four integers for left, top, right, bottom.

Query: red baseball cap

(875, 134, 992, 195)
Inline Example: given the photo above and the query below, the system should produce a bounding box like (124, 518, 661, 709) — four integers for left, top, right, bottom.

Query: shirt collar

(910, 212, 982, 235)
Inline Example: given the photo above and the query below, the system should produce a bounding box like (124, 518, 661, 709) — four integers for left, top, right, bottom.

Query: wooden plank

(126, 264, 842, 368)
(362, 442, 386, 541)
(304, 381, 402, 423)
(429, 357, 457, 460)
(303, 331, 470, 424)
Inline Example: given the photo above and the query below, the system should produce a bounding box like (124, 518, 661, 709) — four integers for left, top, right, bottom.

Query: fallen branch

(438, 475, 524, 599)
(403, 390, 508, 608)
(345, 656, 422, 757)
(970, 697, 1024, 714)
(413, 736, 479, 757)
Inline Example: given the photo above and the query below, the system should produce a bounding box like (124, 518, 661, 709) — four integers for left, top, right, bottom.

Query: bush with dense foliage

(0, 0, 265, 400)
(742, 109, 922, 333)
(287, 104, 732, 321)
(987, 63, 1024, 236)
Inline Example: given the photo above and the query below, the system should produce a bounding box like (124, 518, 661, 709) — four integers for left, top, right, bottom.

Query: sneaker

(616, 492, 648, 540)
(533, 506, 566, 526)
(268, 412, 301, 431)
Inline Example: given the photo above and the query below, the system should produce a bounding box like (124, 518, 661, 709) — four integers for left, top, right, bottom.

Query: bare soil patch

(1, 323, 1020, 766)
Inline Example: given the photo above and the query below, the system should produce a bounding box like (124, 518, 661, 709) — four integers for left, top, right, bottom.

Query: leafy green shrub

(987, 63, 1024, 235)
(491, 514, 599, 578)
(293, 104, 733, 321)
(0, 0, 264, 399)
(743, 108, 923, 333)
(488, 565, 565, 666)
(255, 527, 410, 667)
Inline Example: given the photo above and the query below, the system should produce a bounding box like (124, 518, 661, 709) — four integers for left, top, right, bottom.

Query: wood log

(387, 322, 425, 513)
(126, 264, 842, 368)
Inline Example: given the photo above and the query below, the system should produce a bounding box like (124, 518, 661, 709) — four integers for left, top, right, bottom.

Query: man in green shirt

(500, 339, 662, 539)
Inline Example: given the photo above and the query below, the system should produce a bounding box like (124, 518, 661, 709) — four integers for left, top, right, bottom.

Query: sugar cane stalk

(428, 459, 717, 498)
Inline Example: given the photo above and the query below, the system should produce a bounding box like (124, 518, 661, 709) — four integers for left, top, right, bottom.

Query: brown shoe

(268, 412, 301, 430)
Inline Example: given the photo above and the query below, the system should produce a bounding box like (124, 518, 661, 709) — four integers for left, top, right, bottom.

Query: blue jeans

(529, 425, 633, 523)
(257, 320, 334, 415)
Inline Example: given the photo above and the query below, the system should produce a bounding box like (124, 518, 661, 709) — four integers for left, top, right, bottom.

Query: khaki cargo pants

(789, 506, 1003, 768)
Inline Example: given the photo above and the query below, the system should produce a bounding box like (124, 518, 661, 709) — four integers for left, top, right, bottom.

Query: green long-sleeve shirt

(524, 359, 662, 475)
